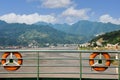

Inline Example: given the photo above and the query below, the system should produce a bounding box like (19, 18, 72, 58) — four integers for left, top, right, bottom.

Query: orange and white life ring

(89, 52, 111, 71)
(1, 52, 23, 71)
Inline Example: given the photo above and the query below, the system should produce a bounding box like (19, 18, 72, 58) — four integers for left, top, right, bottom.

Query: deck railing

(0, 50, 120, 80)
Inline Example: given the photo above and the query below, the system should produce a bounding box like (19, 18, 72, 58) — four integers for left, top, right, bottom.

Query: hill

(90, 30, 120, 45)
(0, 21, 83, 47)
(50, 20, 120, 41)
(0, 20, 120, 47)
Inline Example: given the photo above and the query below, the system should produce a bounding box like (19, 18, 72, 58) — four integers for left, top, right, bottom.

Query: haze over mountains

(0, 20, 82, 47)
(0, 20, 120, 47)
(36, 20, 120, 41)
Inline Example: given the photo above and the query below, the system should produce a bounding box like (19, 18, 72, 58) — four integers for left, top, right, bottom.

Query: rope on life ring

(1, 52, 23, 71)
(89, 52, 111, 71)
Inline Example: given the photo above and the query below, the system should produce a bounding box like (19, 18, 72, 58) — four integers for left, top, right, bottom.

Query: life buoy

(89, 52, 111, 71)
(1, 52, 23, 71)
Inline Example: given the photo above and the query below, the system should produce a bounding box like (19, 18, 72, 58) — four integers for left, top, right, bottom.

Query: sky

(0, 0, 120, 25)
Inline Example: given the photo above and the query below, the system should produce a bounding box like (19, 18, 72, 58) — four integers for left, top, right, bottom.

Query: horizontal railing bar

(82, 58, 118, 60)
(0, 58, 80, 60)
(38, 66, 119, 68)
(82, 72, 118, 75)
(0, 72, 118, 75)
(0, 50, 119, 53)
(0, 58, 119, 60)
(0, 65, 37, 67)
(39, 72, 80, 74)
(0, 65, 80, 67)
(0, 72, 80, 74)
(39, 58, 80, 60)
(28, 65, 80, 67)
(19, 72, 120, 75)
(86, 65, 119, 67)
(0, 72, 38, 74)
(39, 58, 119, 60)
(0, 65, 119, 68)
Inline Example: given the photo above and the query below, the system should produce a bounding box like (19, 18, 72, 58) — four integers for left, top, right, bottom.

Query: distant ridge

(36, 20, 120, 41)
(0, 20, 83, 47)
(0, 20, 120, 47)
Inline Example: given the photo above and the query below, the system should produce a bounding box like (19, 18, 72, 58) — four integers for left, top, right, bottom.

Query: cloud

(41, 0, 74, 8)
(0, 7, 92, 25)
(62, 7, 90, 19)
(0, 13, 56, 24)
(60, 7, 91, 24)
(99, 14, 120, 25)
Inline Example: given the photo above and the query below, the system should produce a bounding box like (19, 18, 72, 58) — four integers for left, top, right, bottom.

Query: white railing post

(79, 52, 82, 80)
(118, 52, 120, 80)
(37, 52, 40, 80)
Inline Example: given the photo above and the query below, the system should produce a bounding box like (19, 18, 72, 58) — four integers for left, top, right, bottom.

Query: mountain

(90, 30, 120, 45)
(0, 21, 83, 47)
(1, 20, 120, 47)
(49, 20, 120, 41)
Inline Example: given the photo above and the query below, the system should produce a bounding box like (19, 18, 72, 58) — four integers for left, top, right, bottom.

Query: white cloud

(60, 7, 91, 24)
(41, 0, 74, 8)
(0, 13, 56, 24)
(99, 14, 120, 25)
(62, 7, 90, 19)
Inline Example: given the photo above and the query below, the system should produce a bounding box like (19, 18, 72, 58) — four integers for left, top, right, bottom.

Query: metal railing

(0, 49, 120, 80)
